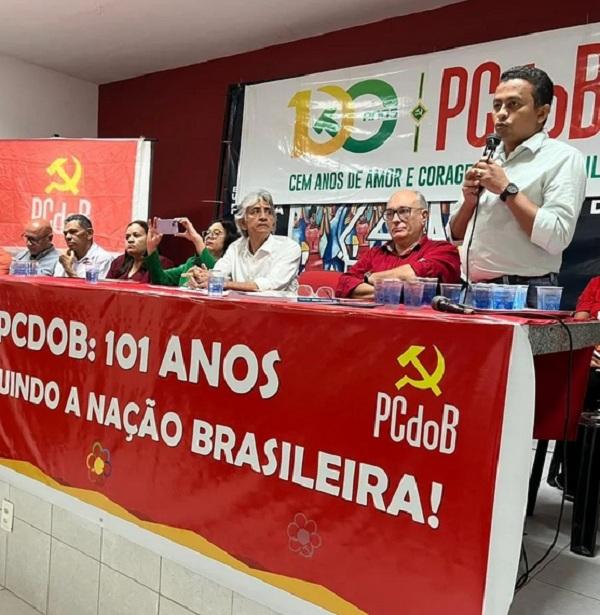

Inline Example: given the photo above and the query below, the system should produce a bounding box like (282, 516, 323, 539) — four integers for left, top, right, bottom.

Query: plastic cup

(85, 263, 100, 283)
(417, 277, 438, 307)
(374, 278, 386, 303)
(207, 271, 225, 296)
(403, 280, 425, 307)
(536, 286, 563, 311)
(440, 283, 462, 303)
(10, 259, 28, 276)
(472, 283, 492, 309)
(382, 279, 402, 306)
(491, 284, 516, 309)
(513, 284, 528, 310)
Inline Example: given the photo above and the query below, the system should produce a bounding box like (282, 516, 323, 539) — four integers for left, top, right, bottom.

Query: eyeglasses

(246, 206, 275, 218)
(297, 285, 335, 302)
(21, 233, 50, 244)
(202, 229, 224, 239)
(383, 207, 424, 221)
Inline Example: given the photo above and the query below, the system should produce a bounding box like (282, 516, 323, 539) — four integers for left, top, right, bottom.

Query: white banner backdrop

(237, 23, 600, 204)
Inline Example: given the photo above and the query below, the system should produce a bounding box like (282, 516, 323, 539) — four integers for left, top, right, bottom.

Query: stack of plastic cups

(403, 280, 424, 307)
(471, 283, 493, 309)
(491, 284, 516, 309)
(417, 277, 438, 307)
(513, 284, 528, 309)
(374, 279, 386, 304)
(382, 279, 402, 307)
(85, 263, 100, 283)
(207, 271, 225, 296)
(439, 283, 462, 303)
(536, 286, 563, 311)
(10, 260, 29, 276)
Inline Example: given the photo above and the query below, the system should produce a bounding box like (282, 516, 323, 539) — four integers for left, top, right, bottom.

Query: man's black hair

(500, 66, 554, 107)
(64, 214, 93, 231)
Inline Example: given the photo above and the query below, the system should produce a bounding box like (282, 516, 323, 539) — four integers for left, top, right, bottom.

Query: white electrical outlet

(0, 498, 14, 532)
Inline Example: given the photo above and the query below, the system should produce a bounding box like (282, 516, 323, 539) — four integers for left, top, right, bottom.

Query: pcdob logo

(395, 345, 446, 397)
(45, 156, 83, 195)
(288, 79, 398, 158)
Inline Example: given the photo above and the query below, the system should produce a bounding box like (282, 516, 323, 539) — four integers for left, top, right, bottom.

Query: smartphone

(156, 218, 181, 235)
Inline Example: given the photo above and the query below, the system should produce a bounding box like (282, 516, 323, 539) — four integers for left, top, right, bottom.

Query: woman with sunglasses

(145, 217, 239, 286)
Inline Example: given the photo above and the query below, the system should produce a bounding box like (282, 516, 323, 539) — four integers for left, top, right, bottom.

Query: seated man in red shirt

(336, 189, 461, 298)
(547, 276, 600, 497)
(572, 276, 600, 410)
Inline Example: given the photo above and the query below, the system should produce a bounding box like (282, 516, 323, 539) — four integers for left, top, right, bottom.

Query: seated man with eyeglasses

(185, 190, 301, 294)
(336, 189, 461, 299)
(13, 219, 60, 275)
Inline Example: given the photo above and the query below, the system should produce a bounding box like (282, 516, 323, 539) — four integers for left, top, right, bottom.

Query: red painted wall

(98, 0, 599, 260)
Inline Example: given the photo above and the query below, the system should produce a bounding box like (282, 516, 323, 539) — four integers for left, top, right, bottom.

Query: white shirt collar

(497, 131, 547, 161)
(243, 234, 275, 256)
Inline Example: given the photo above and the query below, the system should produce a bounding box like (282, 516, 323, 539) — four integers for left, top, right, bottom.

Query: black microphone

(475, 133, 501, 194)
(431, 295, 475, 315)
(484, 133, 501, 161)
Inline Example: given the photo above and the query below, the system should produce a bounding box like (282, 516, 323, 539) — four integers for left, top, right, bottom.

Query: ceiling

(0, 0, 460, 84)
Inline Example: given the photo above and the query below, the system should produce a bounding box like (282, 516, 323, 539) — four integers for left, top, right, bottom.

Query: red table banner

(0, 139, 142, 252)
(0, 277, 536, 615)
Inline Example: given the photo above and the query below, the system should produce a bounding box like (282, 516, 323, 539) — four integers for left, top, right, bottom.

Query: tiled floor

(508, 445, 600, 615)
(1, 445, 599, 615)
(0, 587, 41, 614)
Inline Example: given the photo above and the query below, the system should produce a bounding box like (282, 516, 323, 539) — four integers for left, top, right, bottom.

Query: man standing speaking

(449, 66, 586, 307)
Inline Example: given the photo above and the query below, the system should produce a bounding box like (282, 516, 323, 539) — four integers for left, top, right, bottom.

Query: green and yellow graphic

(288, 79, 398, 157)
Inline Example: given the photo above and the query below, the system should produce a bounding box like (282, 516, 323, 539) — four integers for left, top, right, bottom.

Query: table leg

(571, 416, 600, 556)
(527, 440, 549, 517)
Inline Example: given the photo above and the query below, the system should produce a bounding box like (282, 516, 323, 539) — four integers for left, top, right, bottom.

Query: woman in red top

(107, 220, 172, 282)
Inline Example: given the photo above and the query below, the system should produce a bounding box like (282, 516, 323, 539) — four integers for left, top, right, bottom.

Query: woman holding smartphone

(145, 216, 239, 286)
(106, 220, 173, 282)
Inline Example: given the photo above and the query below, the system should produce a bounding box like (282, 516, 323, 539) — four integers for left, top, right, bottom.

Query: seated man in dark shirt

(336, 189, 461, 298)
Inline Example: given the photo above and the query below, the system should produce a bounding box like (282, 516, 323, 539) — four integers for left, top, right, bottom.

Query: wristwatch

(364, 272, 373, 286)
(499, 182, 519, 202)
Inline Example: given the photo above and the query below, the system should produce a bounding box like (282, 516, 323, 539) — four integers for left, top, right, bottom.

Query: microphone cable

(461, 134, 500, 303)
(515, 317, 574, 591)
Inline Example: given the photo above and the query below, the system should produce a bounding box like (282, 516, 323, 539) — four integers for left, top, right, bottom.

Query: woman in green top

(145, 217, 239, 286)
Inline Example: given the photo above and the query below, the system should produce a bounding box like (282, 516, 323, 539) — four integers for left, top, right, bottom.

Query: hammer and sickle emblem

(395, 345, 446, 397)
(45, 156, 82, 195)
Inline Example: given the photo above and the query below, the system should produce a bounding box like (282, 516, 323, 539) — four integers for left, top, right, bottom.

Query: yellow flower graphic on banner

(86, 442, 112, 484)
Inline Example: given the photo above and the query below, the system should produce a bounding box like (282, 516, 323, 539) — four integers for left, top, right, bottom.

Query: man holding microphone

(449, 66, 586, 307)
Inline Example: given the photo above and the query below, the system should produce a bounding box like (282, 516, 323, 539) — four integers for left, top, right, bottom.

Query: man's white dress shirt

(53, 243, 114, 279)
(213, 234, 301, 293)
(449, 132, 586, 281)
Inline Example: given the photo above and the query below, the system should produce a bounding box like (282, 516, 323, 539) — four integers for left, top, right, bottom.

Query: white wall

(0, 467, 326, 615)
(0, 54, 97, 138)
